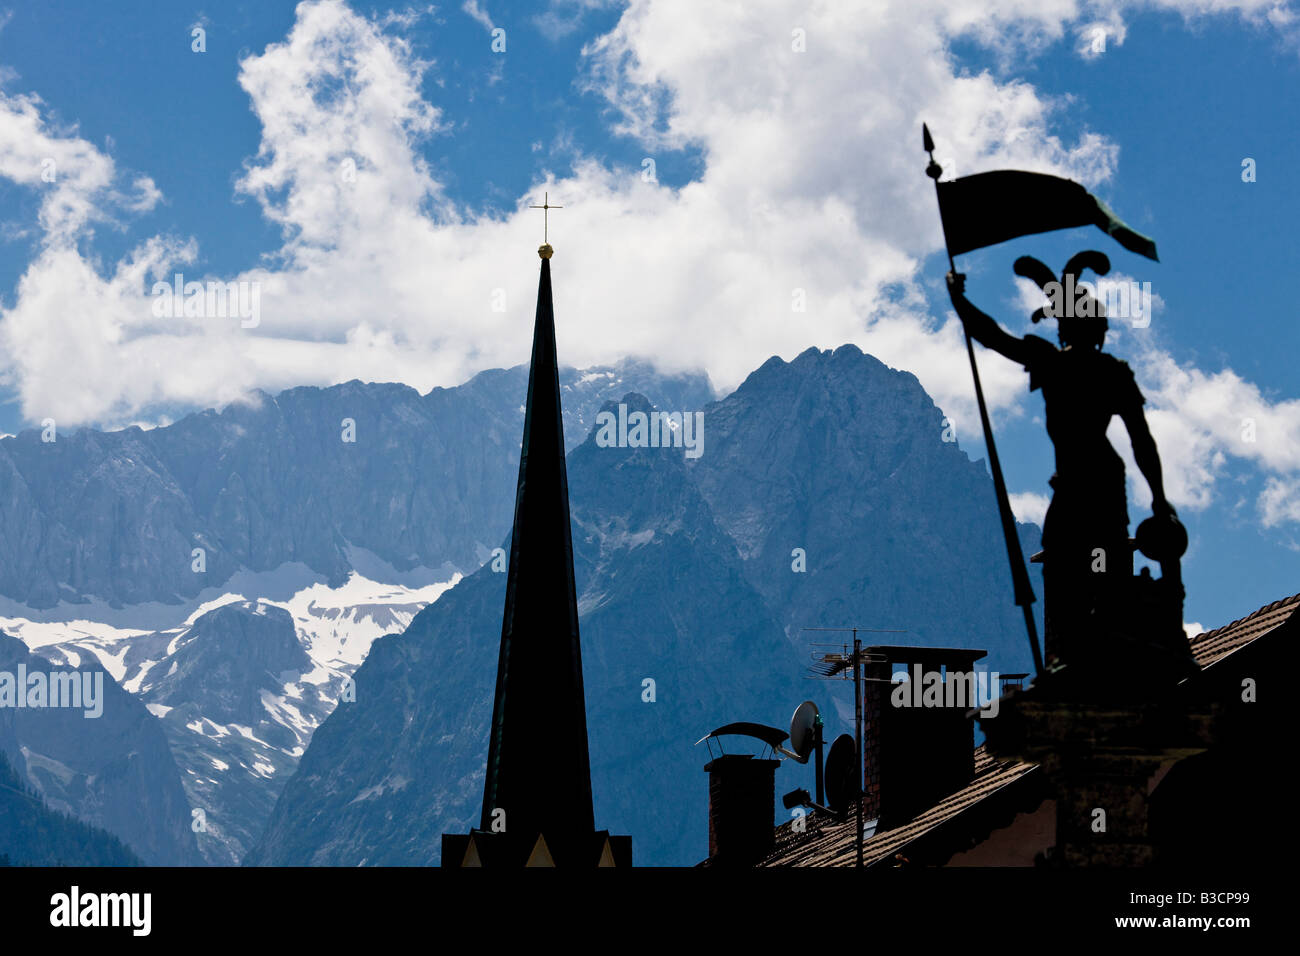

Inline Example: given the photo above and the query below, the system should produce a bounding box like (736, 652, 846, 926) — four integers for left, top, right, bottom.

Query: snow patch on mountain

(4, 563, 459, 865)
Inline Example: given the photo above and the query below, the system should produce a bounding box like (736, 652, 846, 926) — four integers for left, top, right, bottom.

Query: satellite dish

(786, 701, 819, 763)
(824, 734, 858, 814)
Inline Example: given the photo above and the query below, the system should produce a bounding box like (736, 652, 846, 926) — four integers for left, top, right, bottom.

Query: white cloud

(461, 0, 495, 34)
(1117, 338, 1300, 523)
(0, 238, 273, 425)
(1082, 331, 1300, 529)
(0, 90, 159, 244)
(6, 0, 1106, 428)
(1260, 476, 1300, 528)
(534, 0, 617, 41)
(1136, 348, 1300, 474)
(234, 0, 445, 249)
(1009, 491, 1050, 525)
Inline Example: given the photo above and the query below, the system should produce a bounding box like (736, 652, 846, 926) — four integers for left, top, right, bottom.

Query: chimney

(862, 646, 987, 829)
(704, 754, 779, 866)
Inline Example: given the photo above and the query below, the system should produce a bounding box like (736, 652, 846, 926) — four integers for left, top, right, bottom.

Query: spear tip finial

(922, 123, 943, 181)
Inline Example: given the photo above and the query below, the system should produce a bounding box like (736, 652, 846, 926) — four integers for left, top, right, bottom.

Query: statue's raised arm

(946, 271, 1039, 367)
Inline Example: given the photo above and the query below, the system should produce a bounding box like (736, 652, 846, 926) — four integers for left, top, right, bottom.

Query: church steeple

(480, 242, 595, 843)
(442, 238, 631, 867)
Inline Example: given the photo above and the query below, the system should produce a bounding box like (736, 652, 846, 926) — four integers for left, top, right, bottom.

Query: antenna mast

(803, 626, 907, 869)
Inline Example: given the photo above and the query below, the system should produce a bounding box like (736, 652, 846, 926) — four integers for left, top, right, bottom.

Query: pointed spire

(443, 239, 628, 866)
(479, 249, 596, 854)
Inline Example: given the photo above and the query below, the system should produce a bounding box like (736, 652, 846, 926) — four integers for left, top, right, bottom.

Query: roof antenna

(802, 625, 907, 868)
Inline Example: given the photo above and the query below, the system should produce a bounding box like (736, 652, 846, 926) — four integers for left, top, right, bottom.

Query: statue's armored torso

(1020, 335, 1144, 552)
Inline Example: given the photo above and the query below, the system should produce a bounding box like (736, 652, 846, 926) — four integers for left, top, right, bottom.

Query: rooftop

(754, 592, 1298, 867)
(1188, 592, 1299, 669)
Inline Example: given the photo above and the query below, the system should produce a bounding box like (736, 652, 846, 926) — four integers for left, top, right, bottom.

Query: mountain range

(248, 346, 1042, 867)
(0, 360, 712, 609)
(0, 348, 1042, 866)
(0, 360, 715, 864)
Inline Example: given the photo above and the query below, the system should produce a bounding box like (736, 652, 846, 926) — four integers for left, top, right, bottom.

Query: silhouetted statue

(946, 253, 1195, 688)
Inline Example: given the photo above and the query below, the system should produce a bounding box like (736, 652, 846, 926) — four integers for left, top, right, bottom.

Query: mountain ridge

(246, 348, 1045, 866)
(0, 360, 716, 609)
(2, 347, 1043, 866)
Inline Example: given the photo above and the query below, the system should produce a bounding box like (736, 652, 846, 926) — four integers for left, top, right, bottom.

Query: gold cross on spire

(529, 192, 562, 254)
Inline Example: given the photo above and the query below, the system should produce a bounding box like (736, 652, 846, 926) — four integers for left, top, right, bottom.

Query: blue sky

(0, 0, 1297, 631)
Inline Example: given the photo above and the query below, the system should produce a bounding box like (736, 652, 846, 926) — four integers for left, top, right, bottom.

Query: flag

(936, 170, 1158, 261)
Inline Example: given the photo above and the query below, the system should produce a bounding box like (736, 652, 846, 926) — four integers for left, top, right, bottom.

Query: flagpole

(923, 124, 1045, 679)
